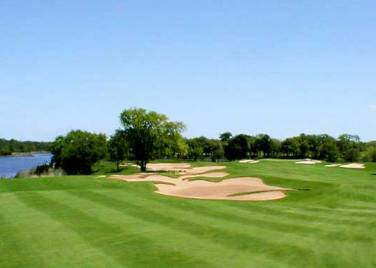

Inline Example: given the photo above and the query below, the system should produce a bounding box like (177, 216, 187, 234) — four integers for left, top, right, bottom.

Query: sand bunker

(155, 178, 287, 201)
(325, 164, 341, 167)
(340, 163, 365, 169)
(146, 163, 192, 172)
(239, 159, 260, 164)
(178, 166, 226, 175)
(110, 169, 288, 201)
(296, 159, 322, 165)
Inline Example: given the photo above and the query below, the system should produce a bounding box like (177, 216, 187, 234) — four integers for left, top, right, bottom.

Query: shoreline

(0, 151, 51, 157)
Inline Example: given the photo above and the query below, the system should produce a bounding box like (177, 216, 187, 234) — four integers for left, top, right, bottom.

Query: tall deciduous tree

(120, 108, 185, 171)
(337, 134, 362, 162)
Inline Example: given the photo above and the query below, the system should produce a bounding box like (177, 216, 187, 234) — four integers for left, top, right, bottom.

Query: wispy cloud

(369, 104, 376, 112)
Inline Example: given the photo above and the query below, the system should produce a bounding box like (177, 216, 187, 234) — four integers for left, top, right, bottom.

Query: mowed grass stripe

(0, 213, 46, 268)
(59, 190, 287, 268)
(1, 160, 375, 267)
(16, 191, 216, 268)
(223, 202, 376, 228)
(1, 193, 120, 268)
(95, 186, 376, 239)
(69, 189, 335, 267)
(149, 195, 376, 243)
(94, 188, 374, 264)
(92, 186, 375, 267)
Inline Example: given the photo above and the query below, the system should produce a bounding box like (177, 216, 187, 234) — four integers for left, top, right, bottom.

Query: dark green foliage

(254, 134, 273, 158)
(208, 140, 225, 162)
(187, 137, 224, 161)
(318, 136, 339, 162)
(108, 130, 128, 172)
(224, 134, 251, 161)
(187, 138, 205, 160)
(35, 164, 50, 176)
(363, 142, 376, 162)
(270, 139, 282, 158)
(220, 132, 367, 163)
(337, 134, 362, 162)
(219, 132, 232, 142)
(51, 130, 107, 175)
(281, 137, 300, 158)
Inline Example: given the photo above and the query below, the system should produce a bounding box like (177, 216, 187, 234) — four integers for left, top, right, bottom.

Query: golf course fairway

(0, 160, 375, 267)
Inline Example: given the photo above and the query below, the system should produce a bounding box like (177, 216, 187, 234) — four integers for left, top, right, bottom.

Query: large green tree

(51, 130, 107, 174)
(224, 134, 252, 161)
(120, 108, 185, 171)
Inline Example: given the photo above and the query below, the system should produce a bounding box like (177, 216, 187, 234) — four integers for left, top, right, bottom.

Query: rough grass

(0, 160, 375, 267)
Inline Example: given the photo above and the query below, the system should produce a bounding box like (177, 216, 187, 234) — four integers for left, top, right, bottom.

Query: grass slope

(0, 160, 375, 267)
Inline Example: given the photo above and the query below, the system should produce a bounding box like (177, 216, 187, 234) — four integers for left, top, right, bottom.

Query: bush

(51, 130, 108, 175)
(35, 164, 50, 176)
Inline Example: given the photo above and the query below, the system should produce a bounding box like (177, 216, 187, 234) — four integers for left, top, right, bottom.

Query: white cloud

(369, 105, 376, 112)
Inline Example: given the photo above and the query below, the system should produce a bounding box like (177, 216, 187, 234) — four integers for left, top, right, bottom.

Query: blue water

(0, 153, 52, 178)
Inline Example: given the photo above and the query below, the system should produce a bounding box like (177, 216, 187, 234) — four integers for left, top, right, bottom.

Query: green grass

(0, 160, 375, 267)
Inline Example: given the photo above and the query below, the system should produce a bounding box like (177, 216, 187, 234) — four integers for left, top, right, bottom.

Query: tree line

(0, 138, 52, 156)
(50, 108, 376, 175)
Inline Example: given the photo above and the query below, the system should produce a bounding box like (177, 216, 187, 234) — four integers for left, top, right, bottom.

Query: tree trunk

(116, 160, 120, 172)
(140, 161, 147, 172)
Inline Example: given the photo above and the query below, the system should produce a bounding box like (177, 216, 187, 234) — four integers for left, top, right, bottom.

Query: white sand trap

(111, 173, 149, 180)
(110, 173, 288, 201)
(325, 164, 341, 167)
(156, 178, 287, 201)
(123, 163, 226, 175)
(296, 159, 322, 165)
(179, 166, 226, 175)
(239, 159, 260, 164)
(146, 163, 192, 172)
(340, 163, 365, 169)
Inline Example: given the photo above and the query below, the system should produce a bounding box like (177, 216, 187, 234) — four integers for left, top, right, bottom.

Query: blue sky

(0, 0, 375, 141)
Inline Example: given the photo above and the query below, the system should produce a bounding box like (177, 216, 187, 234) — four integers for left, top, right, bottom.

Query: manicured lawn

(0, 160, 375, 267)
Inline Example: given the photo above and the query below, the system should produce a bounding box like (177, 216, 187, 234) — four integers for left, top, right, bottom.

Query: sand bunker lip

(325, 164, 341, 167)
(239, 159, 260, 164)
(296, 159, 322, 165)
(324, 163, 365, 169)
(340, 163, 365, 169)
(146, 163, 192, 172)
(110, 165, 289, 201)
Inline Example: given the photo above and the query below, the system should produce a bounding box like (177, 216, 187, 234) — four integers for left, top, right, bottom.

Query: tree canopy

(45, 108, 375, 176)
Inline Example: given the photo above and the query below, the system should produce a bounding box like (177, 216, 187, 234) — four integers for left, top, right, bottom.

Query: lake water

(0, 153, 52, 178)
